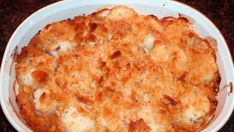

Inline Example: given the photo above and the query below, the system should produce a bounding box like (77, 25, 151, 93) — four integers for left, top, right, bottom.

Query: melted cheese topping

(15, 6, 219, 132)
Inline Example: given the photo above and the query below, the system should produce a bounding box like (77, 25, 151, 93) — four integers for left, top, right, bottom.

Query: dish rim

(0, 0, 233, 131)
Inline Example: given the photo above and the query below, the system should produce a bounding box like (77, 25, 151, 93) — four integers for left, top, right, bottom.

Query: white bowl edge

(1, 0, 234, 132)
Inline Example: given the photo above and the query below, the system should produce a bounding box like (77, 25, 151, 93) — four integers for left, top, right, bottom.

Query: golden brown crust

(15, 5, 219, 131)
(129, 119, 150, 132)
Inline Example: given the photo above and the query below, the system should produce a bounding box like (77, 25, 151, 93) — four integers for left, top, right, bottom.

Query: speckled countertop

(0, 0, 233, 131)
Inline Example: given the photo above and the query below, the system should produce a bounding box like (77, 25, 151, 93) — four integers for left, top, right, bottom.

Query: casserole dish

(0, 0, 234, 131)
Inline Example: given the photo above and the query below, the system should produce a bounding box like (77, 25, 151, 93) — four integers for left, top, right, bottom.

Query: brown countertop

(0, 0, 233, 131)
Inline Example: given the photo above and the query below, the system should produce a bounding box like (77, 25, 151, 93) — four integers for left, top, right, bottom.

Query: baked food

(15, 5, 220, 132)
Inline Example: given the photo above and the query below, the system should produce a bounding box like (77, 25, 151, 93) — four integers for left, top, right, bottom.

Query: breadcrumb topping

(15, 6, 219, 132)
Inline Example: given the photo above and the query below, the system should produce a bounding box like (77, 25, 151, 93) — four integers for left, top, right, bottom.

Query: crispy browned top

(15, 6, 219, 132)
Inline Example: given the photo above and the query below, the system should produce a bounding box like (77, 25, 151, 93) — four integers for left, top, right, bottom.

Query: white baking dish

(1, 0, 234, 131)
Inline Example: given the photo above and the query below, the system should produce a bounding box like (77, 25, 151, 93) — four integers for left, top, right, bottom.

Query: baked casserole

(15, 6, 220, 132)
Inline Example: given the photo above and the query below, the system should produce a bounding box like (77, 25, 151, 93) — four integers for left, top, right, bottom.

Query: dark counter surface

(0, 0, 233, 131)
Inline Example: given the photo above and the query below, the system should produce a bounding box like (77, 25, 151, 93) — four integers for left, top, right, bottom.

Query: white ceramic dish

(1, 0, 234, 131)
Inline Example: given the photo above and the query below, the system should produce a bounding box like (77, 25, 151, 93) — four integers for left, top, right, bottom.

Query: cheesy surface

(15, 6, 220, 132)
